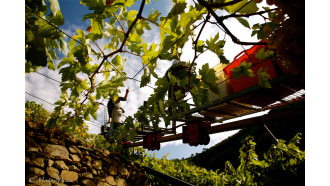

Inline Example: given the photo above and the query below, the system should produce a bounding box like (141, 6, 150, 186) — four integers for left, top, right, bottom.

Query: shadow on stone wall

(25, 117, 149, 186)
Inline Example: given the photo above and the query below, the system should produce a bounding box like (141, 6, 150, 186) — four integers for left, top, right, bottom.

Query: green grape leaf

(50, 11, 64, 25)
(25, 29, 35, 43)
(91, 18, 104, 35)
(81, 79, 89, 90)
(26, 37, 47, 67)
(80, 0, 106, 11)
(255, 47, 274, 61)
(140, 69, 151, 88)
(167, 72, 177, 85)
(167, 1, 187, 18)
(196, 40, 205, 53)
(158, 100, 166, 116)
(155, 77, 170, 100)
(252, 23, 260, 30)
(47, 49, 57, 61)
(148, 9, 161, 25)
(199, 64, 222, 98)
(72, 45, 89, 65)
(206, 33, 225, 56)
(57, 57, 75, 68)
(59, 67, 76, 82)
(236, 17, 250, 28)
(220, 55, 230, 64)
(231, 61, 255, 80)
(47, 61, 56, 70)
(224, 0, 259, 14)
(111, 54, 123, 67)
(49, 0, 61, 16)
(257, 67, 272, 88)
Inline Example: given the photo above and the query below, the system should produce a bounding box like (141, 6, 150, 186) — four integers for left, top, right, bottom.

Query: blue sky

(3, 0, 325, 184)
(24, 0, 275, 160)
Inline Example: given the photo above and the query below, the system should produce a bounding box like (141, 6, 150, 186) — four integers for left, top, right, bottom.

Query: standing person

(107, 88, 129, 138)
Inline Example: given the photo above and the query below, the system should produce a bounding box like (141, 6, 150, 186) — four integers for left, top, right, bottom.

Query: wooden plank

(169, 73, 293, 121)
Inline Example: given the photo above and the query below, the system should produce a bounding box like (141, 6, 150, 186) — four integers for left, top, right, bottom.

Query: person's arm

(118, 88, 129, 101)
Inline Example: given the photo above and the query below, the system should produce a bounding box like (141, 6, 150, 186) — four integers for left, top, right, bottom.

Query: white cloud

(25, 68, 62, 111)
(161, 139, 182, 148)
(207, 129, 240, 148)
(25, 1, 276, 159)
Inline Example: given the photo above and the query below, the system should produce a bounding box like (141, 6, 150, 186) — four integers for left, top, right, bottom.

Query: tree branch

(90, 0, 146, 83)
(112, 13, 126, 34)
(197, 0, 267, 45)
(208, 0, 244, 8)
(222, 8, 278, 19)
(191, 12, 211, 69)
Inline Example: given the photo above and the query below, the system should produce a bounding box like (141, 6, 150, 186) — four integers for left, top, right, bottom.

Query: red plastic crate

(224, 44, 279, 93)
(143, 134, 162, 150)
(182, 122, 210, 146)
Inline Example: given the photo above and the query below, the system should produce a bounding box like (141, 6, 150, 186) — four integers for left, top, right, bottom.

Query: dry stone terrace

(25, 117, 149, 186)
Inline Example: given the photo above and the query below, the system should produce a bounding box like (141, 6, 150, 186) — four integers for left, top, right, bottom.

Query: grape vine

(133, 133, 305, 185)
(25, 0, 304, 142)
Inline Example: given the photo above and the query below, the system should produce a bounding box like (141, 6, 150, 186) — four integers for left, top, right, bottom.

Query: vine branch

(208, 0, 243, 8)
(222, 8, 278, 19)
(197, 0, 267, 45)
(89, 0, 147, 88)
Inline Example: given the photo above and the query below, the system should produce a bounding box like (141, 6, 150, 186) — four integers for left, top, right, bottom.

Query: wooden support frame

(169, 73, 294, 121)
(126, 107, 304, 147)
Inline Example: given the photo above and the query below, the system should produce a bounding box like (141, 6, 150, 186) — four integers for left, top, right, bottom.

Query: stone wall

(25, 118, 149, 186)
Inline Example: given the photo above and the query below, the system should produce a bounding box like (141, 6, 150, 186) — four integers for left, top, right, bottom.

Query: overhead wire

(27, 4, 158, 129)
(28, 5, 157, 92)
(26, 2, 300, 137)
(25, 92, 56, 107)
(25, 91, 102, 127)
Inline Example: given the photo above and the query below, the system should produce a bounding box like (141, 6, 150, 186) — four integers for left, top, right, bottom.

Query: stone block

(46, 167, 59, 179)
(60, 170, 79, 182)
(44, 144, 70, 160)
(92, 160, 102, 170)
(117, 178, 127, 186)
(118, 166, 129, 177)
(105, 175, 117, 185)
(29, 167, 45, 176)
(31, 157, 45, 168)
(70, 154, 81, 162)
(55, 160, 69, 170)
(108, 165, 117, 175)
(69, 145, 82, 156)
(81, 179, 96, 186)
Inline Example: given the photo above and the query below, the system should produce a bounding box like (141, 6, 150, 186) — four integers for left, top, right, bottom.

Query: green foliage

(23, 4, 305, 184)
(83, 133, 112, 149)
(205, 33, 225, 57)
(257, 67, 272, 88)
(254, 48, 275, 88)
(231, 61, 255, 80)
(255, 47, 274, 61)
(134, 148, 221, 186)
(25, 101, 50, 124)
(133, 133, 304, 185)
(223, 0, 259, 14)
(25, 0, 293, 144)
(25, 0, 67, 73)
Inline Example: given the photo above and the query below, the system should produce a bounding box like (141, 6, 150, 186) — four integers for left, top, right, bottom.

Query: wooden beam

(126, 107, 304, 148)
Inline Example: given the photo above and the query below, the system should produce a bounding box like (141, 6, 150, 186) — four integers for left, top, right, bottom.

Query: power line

(35, 72, 62, 84)
(25, 92, 56, 107)
(32, 71, 133, 119)
(26, 6, 127, 82)
(25, 92, 102, 127)
(27, 6, 156, 91)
